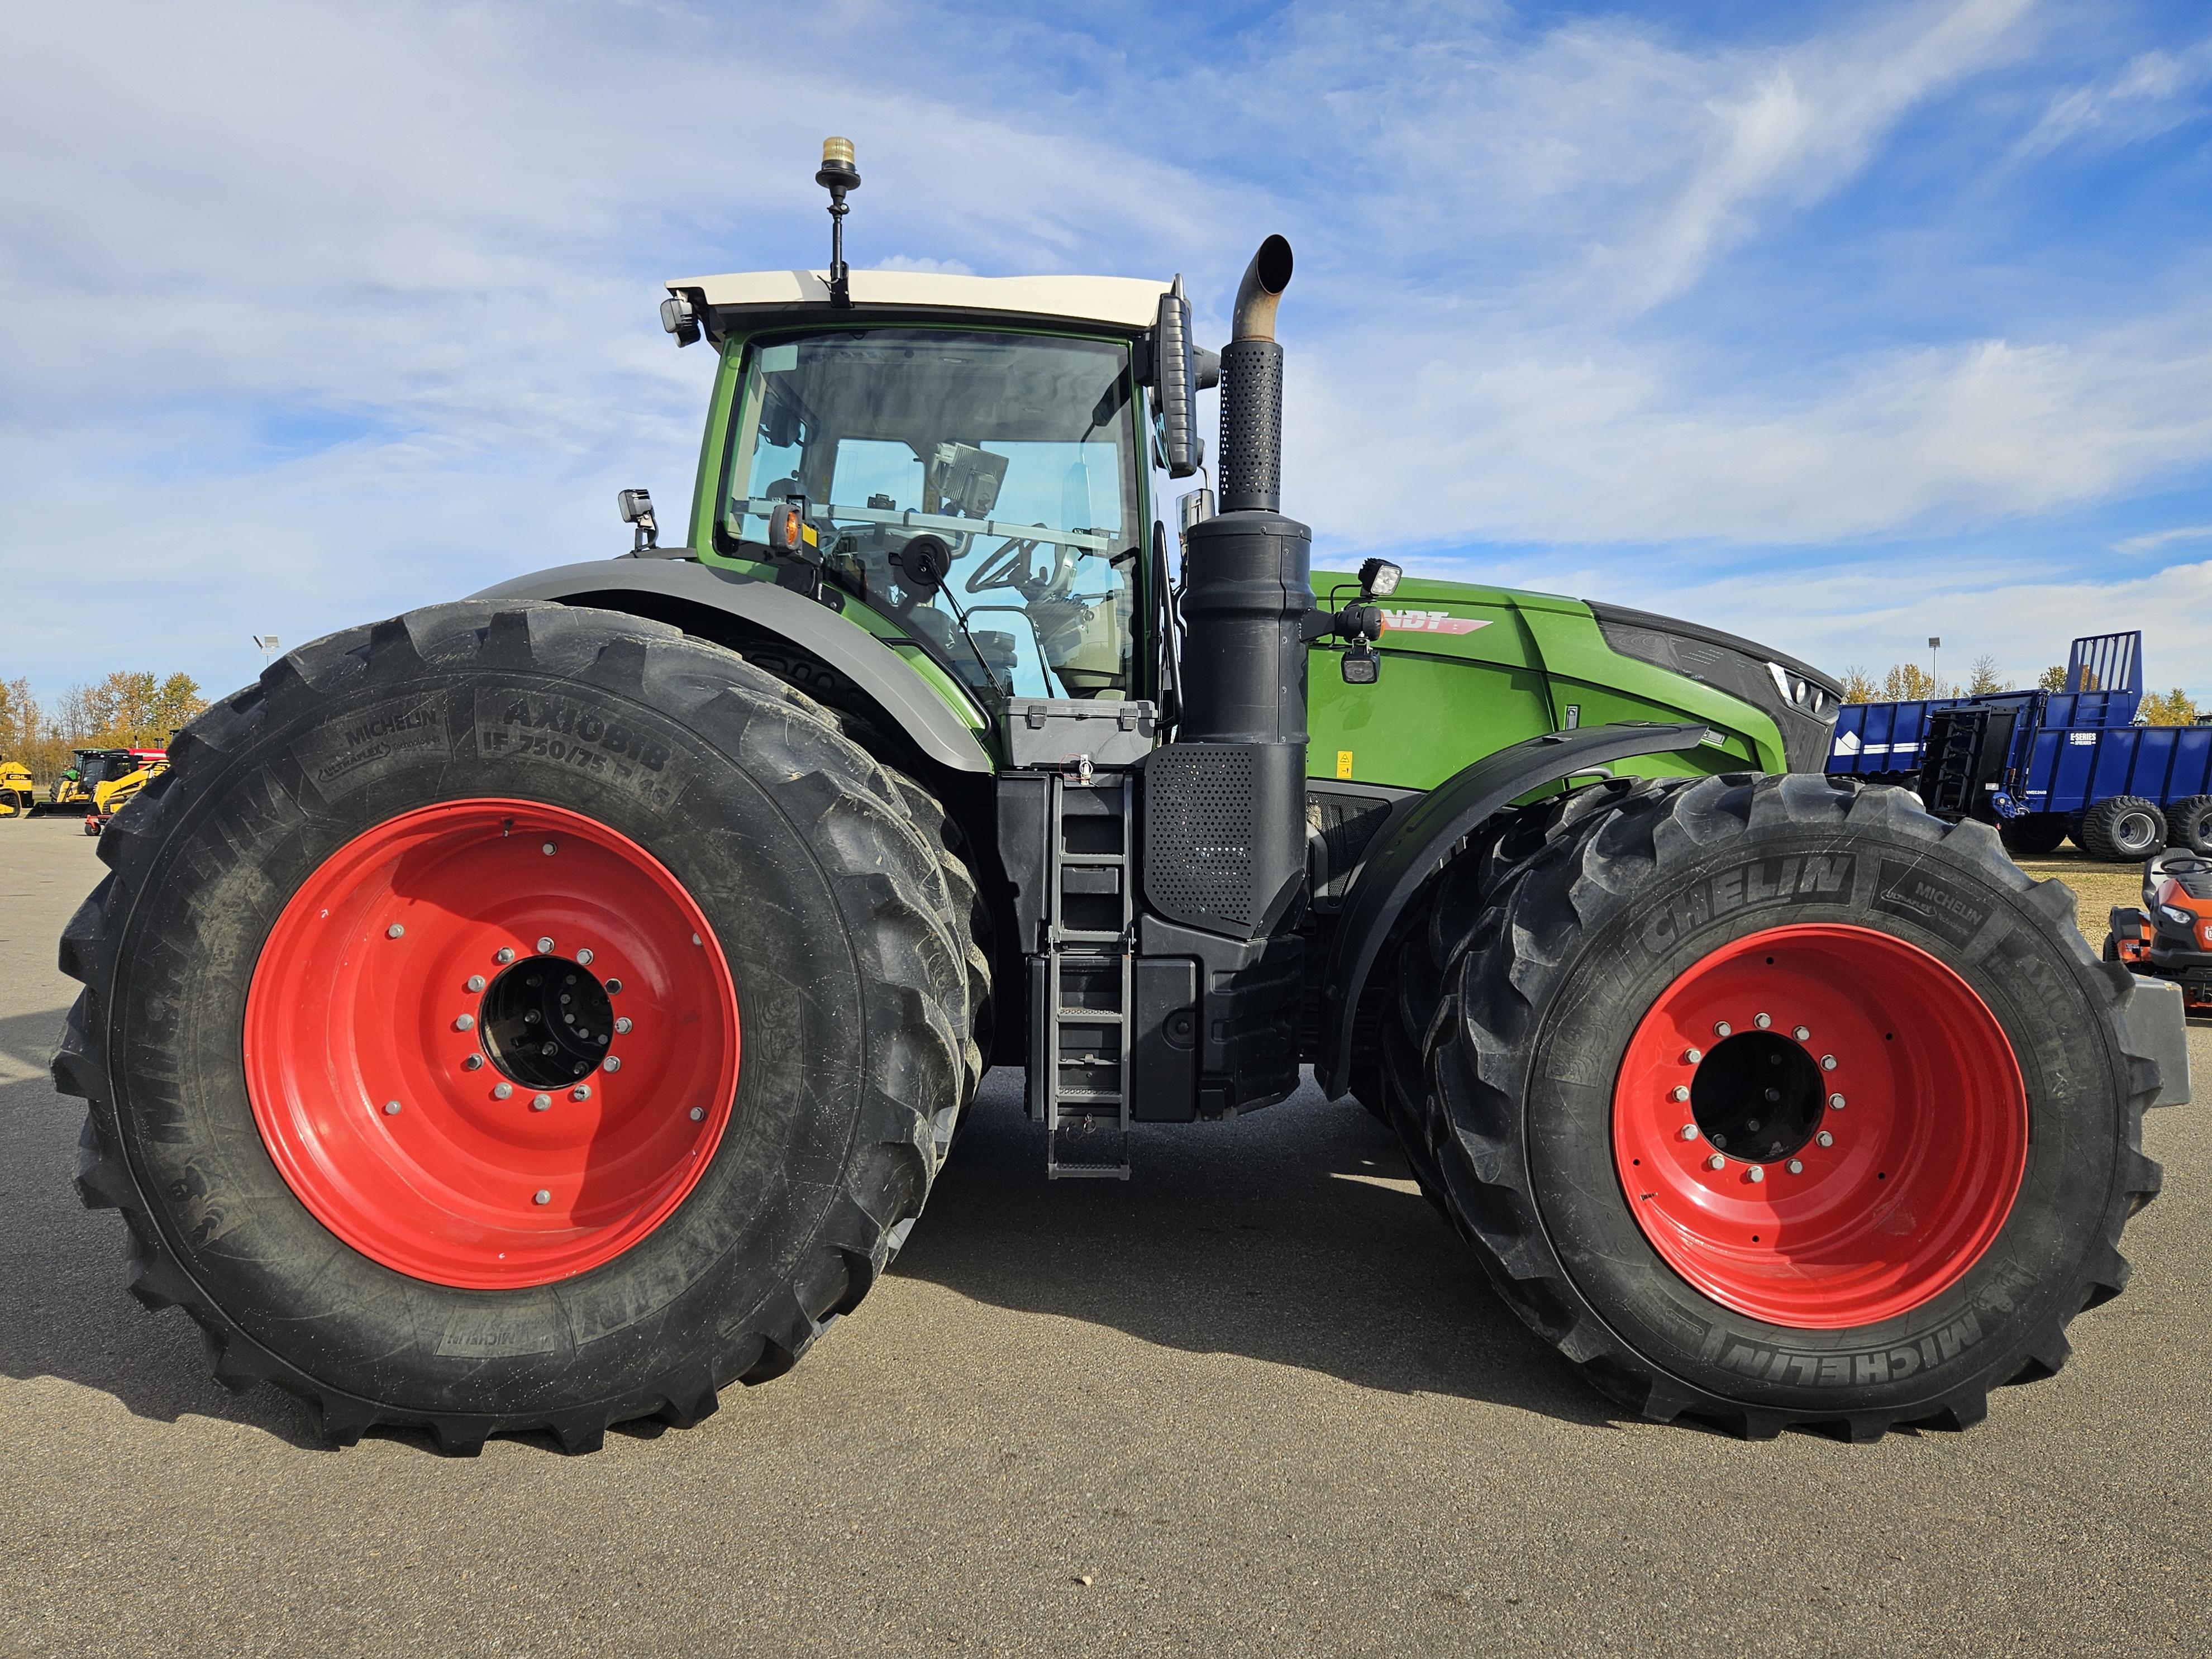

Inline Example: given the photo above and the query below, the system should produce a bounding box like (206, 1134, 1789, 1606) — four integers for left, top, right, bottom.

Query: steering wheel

(965, 533, 1046, 596)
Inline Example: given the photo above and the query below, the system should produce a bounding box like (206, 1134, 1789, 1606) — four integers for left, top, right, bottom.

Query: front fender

(1314, 723, 1708, 1098)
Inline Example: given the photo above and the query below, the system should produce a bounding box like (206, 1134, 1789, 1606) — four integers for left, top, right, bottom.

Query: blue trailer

(1827, 632, 2212, 860)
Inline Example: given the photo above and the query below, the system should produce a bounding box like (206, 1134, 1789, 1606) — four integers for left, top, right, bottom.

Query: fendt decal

(1378, 609, 1489, 636)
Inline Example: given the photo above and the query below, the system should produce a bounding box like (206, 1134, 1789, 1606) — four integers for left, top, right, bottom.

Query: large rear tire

(1416, 773, 2165, 1438)
(53, 602, 978, 1452)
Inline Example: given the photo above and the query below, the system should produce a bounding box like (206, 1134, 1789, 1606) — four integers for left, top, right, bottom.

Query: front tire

(2079, 795, 2167, 862)
(54, 603, 976, 1452)
(1419, 774, 2165, 1438)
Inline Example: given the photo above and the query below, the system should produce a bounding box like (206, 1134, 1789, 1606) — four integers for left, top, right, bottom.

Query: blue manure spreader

(1827, 631, 2212, 860)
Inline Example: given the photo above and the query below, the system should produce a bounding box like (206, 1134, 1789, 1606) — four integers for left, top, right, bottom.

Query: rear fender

(1313, 722, 1708, 1098)
(470, 559, 994, 776)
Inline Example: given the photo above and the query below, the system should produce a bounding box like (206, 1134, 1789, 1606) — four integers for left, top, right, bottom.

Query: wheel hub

(1689, 1031, 1824, 1162)
(482, 954, 614, 1086)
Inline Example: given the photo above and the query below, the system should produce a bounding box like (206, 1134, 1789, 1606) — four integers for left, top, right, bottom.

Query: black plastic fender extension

(470, 558, 994, 776)
(1312, 722, 1708, 1099)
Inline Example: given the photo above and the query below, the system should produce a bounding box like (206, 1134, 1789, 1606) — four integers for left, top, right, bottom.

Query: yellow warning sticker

(1336, 750, 1354, 779)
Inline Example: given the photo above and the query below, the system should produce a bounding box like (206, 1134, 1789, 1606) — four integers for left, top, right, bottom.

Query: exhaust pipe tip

(1232, 235, 1294, 342)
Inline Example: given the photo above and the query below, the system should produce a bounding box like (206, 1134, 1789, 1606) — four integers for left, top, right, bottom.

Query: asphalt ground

(3, 813, 2209, 1656)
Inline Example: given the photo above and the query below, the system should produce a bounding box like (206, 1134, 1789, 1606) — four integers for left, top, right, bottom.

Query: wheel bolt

(1817, 1131, 1834, 1147)
(1747, 1165, 1765, 1183)
(613, 1017, 632, 1035)
(1821, 1055, 1837, 1071)
(1670, 1085, 1689, 1102)
(385, 923, 404, 939)
(571, 1085, 592, 1102)
(1787, 1159, 1804, 1174)
(1683, 1047, 1702, 1064)
(1679, 1123, 1699, 1141)
(1706, 1153, 1726, 1171)
(454, 1014, 475, 1032)
(1753, 1013, 1771, 1029)
(495, 947, 516, 965)
(533, 1189, 551, 1205)
(531, 1093, 551, 1112)
(605, 978, 622, 995)
(693, 933, 703, 946)
(1793, 1026, 1810, 1041)
(466, 975, 486, 992)
(1713, 1022, 1731, 1037)
(689, 1107, 705, 1122)
(542, 842, 557, 856)
(537, 936, 555, 954)
(1828, 1093, 1846, 1111)
(576, 948, 594, 966)
(493, 1083, 513, 1099)
(604, 1056, 622, 1073)
(462, 1054, 484, 1071)
(383, 1100, 401, 1115)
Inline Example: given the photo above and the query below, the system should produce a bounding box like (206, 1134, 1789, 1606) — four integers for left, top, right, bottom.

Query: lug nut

(493, 1083, 513, 1100)
(1828, 1094, 1846, 1111)
(1714, 1022, 1731, 1037)
(542, 842, 557, 856)
(537, 936, 555, 954)
(1684, 1047, 1702, 1064)
(1747, 1165, 1765, 1183)
(495, 947, 516, 965)
(462, 1054, 484, 1071)
(1793, 1026, 1810, 1041)
(689, 1107, 706, 1122)
(454, 1014, 475, 1032)
(1670, 1085, 1690, 1102)
(1706, 1153, 1726, 1171)
(1821, 1055, 1837, 1071)
(605, 978, 622, 995)
(466, 975, 486, 993)
(692, 933, 703, 947)
(385, 923, 405, 939)
(1753, 1013, 1771, 1030)
(604, 1056, 622, 1073)
(571, 1085, 592, 1102)
(1817, 1131, 1834, 1147)
(576, 948, 594, 966)
(613, 1017, 632, 1035)
(383, 1100, 401, 1115)
(531, 1093, 551, 1112)
(1710, 1133, 1728, 1150)
(1680, 1123, 1699, 1141)
(533, 1189, 551, 1205)
(1787, 1159, 1804, 1174)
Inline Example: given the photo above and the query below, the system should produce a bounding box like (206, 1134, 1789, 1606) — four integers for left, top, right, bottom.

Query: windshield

(722, 328, 1141, 702)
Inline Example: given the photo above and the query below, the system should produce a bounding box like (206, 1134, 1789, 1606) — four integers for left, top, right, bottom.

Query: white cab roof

(666, 268, 1170, 329)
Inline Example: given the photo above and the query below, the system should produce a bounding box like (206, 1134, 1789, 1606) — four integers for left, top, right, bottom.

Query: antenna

(816, 137, 861, 309)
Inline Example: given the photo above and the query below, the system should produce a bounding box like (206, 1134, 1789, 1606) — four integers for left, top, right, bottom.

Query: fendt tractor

(55, 142, 2188, 1454)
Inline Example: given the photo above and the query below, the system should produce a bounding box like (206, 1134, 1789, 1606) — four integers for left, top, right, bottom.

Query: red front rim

(1612, 924, 2026, 1328)
(244, 799, 741, 1289)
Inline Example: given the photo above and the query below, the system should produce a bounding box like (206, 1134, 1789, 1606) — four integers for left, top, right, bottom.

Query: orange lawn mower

(2107, 849, 2212, 1016)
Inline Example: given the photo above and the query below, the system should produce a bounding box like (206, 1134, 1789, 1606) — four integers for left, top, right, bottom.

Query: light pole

(1928, 636, 1941, 695)
(252, 635, 280, 666)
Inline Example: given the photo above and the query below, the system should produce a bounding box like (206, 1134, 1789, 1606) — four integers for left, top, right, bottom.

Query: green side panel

(1308, 570, 1786, 790)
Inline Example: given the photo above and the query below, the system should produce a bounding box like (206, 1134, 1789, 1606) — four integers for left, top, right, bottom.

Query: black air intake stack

(1146, 235, 1313, 943)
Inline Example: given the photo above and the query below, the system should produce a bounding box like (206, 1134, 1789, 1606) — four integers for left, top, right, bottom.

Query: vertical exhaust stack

(1147, 236, 1313, 944)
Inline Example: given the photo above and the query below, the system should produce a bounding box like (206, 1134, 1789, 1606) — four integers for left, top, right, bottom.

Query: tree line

(1837, 657, 2199, 724)
(0, 671, 208, 785)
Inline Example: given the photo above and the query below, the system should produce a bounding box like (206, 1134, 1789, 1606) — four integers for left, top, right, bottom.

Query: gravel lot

(3, 815, 2209, 1656)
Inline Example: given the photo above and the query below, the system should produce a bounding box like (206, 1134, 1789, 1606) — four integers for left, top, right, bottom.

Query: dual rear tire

(54, 604, 982, 1452)
(1381, 773, 2166, 1437)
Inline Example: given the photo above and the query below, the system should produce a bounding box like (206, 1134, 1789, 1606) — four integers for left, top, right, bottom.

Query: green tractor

(55, 141, 2185, 1453)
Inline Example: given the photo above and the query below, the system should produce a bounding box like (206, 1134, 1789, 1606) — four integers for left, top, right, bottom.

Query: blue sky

(4, 0, 2211, 704)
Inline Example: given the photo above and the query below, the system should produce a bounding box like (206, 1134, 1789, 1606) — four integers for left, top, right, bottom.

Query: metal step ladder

(1033, 769, 1134, 1179)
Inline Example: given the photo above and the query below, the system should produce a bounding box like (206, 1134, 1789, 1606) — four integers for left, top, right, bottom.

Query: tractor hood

(1586, 600, 1842, 773)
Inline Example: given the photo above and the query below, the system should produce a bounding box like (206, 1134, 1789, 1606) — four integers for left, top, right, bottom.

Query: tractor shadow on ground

(893, 1067, 1619, 1429)
(0, 1005, 328, 1451)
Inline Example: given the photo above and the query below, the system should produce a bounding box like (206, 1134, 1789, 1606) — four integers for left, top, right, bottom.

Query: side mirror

(1153, 278, 1203, 479)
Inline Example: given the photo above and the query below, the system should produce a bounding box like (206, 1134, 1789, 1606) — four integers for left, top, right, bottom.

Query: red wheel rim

(245, 799, 740, 1289)
(1612, 924, 2025, 1328)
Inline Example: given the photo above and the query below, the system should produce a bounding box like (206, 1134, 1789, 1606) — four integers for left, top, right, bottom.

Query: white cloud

(2114, 525, 2212, 554)
(2016, 36, 2212, 157)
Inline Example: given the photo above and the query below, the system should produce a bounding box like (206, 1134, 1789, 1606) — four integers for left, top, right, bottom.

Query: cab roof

(665, 268, 1171, 331)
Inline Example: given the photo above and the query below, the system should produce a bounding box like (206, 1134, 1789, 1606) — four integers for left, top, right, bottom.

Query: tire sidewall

(1518, 815, 2127, 1414)
(106, 631, 918, 1415)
